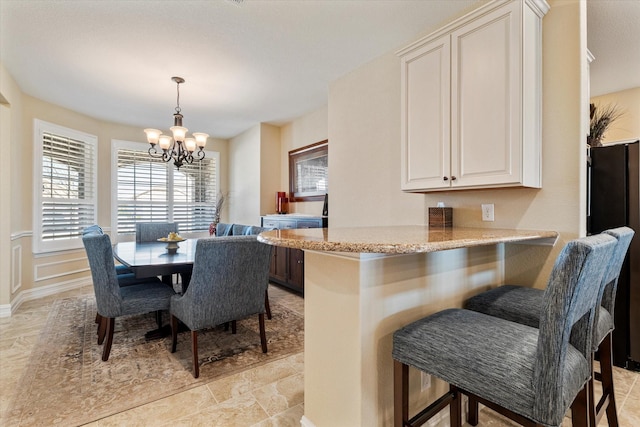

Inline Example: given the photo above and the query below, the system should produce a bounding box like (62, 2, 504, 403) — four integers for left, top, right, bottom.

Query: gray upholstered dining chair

(83, 225, 133, 276)
(135, 222, 179, 243)
(212, 223, 273, 319)
(464, 227, 634, 427)
(392, 233, 617, 427)
(169, 235, 273, 378)
(82, 233, 176, 361)
(135, 222, 184, 285)
(215, 222, 233, 237)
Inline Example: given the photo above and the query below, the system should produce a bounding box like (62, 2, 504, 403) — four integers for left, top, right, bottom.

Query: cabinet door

(287, 248, 305, 293)
(400, 34, 451, 191)
(450, 2, 521, 188)
(270, 246, 289, 284)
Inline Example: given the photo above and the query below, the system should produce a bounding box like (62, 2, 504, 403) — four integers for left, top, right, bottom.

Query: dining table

(113, 238, 198, 288)
(113, 239, 198, 339)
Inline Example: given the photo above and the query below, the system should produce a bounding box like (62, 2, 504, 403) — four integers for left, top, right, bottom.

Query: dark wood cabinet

(261, 215, 327, 294)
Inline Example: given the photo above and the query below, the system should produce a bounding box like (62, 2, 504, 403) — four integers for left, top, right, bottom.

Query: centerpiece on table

(209, 193, 226, 236)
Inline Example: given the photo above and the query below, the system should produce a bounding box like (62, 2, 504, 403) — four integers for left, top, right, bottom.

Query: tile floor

(0, 284, 305, 426)
(1, 284, 639, 426)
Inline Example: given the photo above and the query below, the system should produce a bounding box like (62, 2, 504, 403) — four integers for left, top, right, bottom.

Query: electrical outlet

(421, 372, 431, 391)
(481, 204, 495, 221)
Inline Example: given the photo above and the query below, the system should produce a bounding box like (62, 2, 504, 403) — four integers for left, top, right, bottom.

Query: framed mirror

(289, 140, 328, 202)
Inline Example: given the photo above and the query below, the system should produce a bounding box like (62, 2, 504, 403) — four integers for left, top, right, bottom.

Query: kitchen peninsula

(258, 226, 558, 427)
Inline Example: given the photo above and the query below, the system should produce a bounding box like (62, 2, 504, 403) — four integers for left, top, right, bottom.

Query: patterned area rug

(6, 295, 304, 426)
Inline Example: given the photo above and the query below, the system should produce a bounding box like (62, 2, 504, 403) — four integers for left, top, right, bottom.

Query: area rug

(6, 295, 304, 426)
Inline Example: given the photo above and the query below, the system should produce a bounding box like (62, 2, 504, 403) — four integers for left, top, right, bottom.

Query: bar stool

(464, 227, 633, 427)
(392, 233, 616, 427)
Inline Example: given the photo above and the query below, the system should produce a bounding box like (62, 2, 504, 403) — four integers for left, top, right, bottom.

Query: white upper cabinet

(399, 0, 549, 192)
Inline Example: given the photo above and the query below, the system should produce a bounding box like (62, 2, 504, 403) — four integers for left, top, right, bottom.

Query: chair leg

(171, 315, 179, 353)
(155, 310, 163, 329)
(588, 375, 597, 427)
(259, 313, 268, 353)
(599, 332, 619, 427)
(588, 351, 597, 427)
(468, 394, 479, 425)
(394, 360, 408, 427)
(101, 317, 115, 361)
(231, 320, 237, 334)
(265, 289, 272, 320)
(97, 315, 107, 345)
(191, 330, 199, 378)
(95, 312, 101, 324)
(449, 385, 462, 427)
(570, 384, 589, 427)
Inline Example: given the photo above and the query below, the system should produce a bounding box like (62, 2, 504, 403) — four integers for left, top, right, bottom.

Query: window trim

(110, 139, 220, 242)
(32, 119, 98, 254)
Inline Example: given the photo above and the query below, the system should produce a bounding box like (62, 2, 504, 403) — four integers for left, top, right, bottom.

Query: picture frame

(289, 140, 328, 202)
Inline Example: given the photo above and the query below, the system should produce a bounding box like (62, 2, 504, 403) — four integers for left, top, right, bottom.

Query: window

(33, 120, 97, 253)
(112, 140, 220, 238)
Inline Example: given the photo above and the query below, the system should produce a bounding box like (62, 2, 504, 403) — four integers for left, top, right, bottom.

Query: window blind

(39, 129, 96, 246)
(115, 147, 218, 234)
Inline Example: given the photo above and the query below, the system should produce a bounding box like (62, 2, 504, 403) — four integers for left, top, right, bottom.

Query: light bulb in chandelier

(145, 76, 209, 169)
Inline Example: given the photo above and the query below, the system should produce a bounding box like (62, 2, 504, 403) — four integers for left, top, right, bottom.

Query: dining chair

(82, 233, 176, 361)
(135, 222, 179, 243)
(169, 235, 273, 378)
(392, 233, 617, 427)
(135, 222, 186, 286)
(215, 222, 233, 237)
(82, 225, 133, 275)
(83, 224, 162, 332)
(213, 224, 273, 319)
(463, 227, 634, 427)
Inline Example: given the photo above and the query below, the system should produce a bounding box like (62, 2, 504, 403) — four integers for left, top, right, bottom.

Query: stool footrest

(407, 391, 455, 427)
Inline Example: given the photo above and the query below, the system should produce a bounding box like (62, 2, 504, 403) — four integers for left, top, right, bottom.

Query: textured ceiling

(587, 0, 640, 97)
(1, 0, 638, 139)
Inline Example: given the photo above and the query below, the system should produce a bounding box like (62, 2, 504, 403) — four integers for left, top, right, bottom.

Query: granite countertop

(257, 225, 558, 254)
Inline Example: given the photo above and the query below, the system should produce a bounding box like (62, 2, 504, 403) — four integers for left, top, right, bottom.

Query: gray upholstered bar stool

(392, 233, 616, 427)
(464, 227, 634, 427)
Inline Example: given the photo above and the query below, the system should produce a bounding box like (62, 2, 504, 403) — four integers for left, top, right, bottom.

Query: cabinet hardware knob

(298, 260, 303, 264)
(451, 176, 457, 181)
(443, 176, 449, 181)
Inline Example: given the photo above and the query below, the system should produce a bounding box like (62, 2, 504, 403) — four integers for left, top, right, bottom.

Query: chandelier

(144, 76, 208, 169)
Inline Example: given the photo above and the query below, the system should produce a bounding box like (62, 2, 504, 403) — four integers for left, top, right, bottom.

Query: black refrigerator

(588, 140, 640, 370)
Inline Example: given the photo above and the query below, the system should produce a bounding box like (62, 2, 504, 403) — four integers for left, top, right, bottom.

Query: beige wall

(306, 1, 588, 424)
(0, 81, 229, 311)
(591, 87, 640, 143)
(328, 0, 587, 290)
(280, 106, 328, 216)
(259, 123, 282, 216)
(229, 124, 261, 225)
(229, 123, 281, 224)
(1, 62, 21, 308)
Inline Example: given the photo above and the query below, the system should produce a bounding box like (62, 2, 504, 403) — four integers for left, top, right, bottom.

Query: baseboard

(2, 277, 92, 317)
(300, 415, 316, 427)
(0, 303, 11, 317)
